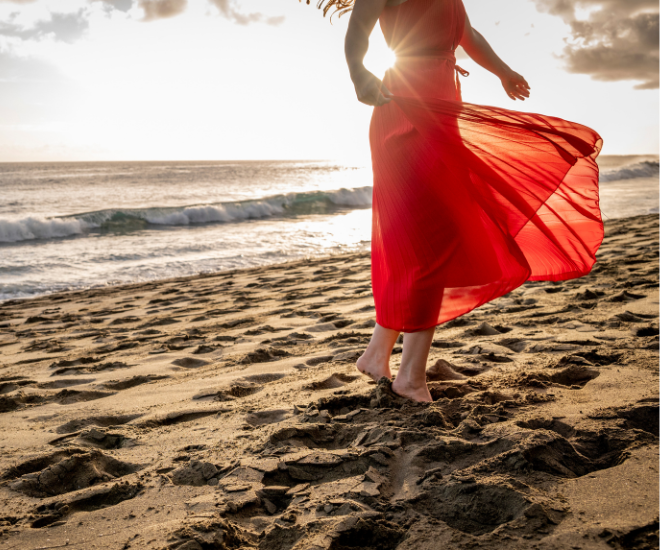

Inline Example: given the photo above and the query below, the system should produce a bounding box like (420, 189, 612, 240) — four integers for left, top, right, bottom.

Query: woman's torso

(379, 0, 466, 99)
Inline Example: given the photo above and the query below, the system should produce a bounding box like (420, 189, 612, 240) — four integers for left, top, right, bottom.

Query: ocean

(0, 155, 657, 302)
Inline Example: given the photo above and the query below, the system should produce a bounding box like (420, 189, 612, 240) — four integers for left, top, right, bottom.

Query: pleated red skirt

(370, 0, 603, 332)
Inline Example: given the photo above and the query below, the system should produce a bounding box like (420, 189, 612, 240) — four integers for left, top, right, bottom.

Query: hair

(304, 0, 355, 20)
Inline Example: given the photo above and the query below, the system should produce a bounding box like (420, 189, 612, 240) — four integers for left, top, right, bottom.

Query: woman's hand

(500, 68, 530, 101)
(351, 66, 392, 106)
(461, 14, 531, 102)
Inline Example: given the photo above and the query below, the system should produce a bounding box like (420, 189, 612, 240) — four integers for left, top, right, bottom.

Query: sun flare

(364, 30, 397, 77)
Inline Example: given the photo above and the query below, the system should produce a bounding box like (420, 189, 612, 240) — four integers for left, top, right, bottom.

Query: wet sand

(0, 213, 658, 550)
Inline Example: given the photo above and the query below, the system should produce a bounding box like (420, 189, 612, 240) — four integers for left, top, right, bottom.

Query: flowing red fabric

(370, 0, 604, 332)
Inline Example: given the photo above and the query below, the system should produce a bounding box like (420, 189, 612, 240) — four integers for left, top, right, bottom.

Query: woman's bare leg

(356, 323, 399, 382)
(392, 327, 435, 402)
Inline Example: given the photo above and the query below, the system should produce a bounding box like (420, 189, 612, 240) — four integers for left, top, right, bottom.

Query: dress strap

(454, 65, 469, 101)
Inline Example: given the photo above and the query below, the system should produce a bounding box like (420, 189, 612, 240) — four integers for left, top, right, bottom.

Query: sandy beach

(0, 213, 657, 550)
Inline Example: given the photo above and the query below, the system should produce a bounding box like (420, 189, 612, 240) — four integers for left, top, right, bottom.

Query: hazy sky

(0, 0, 657, 161)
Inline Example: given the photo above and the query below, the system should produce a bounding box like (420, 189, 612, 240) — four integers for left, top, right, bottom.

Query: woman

(328, 0, 603, 402)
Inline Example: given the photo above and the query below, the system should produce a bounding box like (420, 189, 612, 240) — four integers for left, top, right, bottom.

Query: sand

(0, 213, 657, 550)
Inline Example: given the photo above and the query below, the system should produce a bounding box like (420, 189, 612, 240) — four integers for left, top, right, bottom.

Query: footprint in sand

(516, 417, 576, 438)
(55, 413, 143, 434)
(50, 360, 131, 376)
(427, 381, 481, 401)
(304, 373, 359, 391)
(170, 460, 226, 487)
(558, 351, 621, 366)
(245, 409, 291, 427)
(514, 416, 655, 478)
(22, 339, 67, 353)
(192, 344, 218, 354)
(49, 427, 134, 450)
(243, 373, 287, 384)
(609, 401, 660, 435)
(426, 359, 467, 381)
(0, 378, 37, 393)
(608, 290, 647, 302)
(463, 322, 513, 337)
(6, 449, 143, 498)
(0, 388, 115, 413)
(101, 374, 170, 390)
(165, 336, 195, 351)
(139, 317, 181, 329)
(29, 482, 143, 529)
(241, 348, 291, 364)
(634, 325, 659, 337)
(108, 315, 141, 326)
(306, 355, 335, 366)
(38, 378, 96, 389)
(136, 407, 228, 428)
(517, 364, 600, 389)
(243, 325, 287, 336)
(431, 339, 466, 349)
(54, 389, 116, 405)
(49, 356, 104, 369)
(171, 357, 209, 369)
(193, 378, 271, 401)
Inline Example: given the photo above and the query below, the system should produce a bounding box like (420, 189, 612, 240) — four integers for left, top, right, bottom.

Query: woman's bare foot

(391, 376, 433, 402)
(356, 350, 392, 383)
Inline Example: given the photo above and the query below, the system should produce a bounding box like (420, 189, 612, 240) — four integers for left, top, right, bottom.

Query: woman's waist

(393, 48, 457, 63)
(384, 55, 459, 96)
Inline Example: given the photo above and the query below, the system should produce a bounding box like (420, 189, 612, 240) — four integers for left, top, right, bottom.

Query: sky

(0, 0, 657, 162)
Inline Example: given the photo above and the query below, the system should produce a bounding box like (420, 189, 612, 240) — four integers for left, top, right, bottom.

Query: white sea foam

(0, 186, 373, 243)
(146, 188, 372, 225)
(0, 216, 93, 243)
(146, 200, 288, 225)
(600, 161, 659, 183)
(328, 186, 373, 206)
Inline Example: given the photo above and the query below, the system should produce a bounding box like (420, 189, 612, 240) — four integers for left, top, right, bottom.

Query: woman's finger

(376, 93, 391, 106)
(516, 83, 530, 95)
(508, 83, 528, 100)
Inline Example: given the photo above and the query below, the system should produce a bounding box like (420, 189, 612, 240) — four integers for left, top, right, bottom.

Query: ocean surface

(0, 155, 658, 301)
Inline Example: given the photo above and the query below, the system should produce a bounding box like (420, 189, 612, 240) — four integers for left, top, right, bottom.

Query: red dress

(369, 0, 603, 332)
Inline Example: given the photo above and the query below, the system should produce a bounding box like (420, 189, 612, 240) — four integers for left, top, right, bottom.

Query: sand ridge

(0, 214, 658, 550)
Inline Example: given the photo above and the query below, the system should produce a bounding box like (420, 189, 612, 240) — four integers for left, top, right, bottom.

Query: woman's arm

(460, 14, 530, 101)
(345, 0, 391, 106)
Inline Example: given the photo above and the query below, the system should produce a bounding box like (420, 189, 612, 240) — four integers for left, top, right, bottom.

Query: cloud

(533, 0, 659, 89)
(138, 0, 187, 21)
(95, 0, 133, 12)
(209, 0, 284, 26)
(0, 10, 89, 43)
(0, 0, 284, 27)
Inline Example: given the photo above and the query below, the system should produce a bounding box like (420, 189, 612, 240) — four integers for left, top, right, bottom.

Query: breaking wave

(0, 186, 373, 244)
(599, 160, 659, 183)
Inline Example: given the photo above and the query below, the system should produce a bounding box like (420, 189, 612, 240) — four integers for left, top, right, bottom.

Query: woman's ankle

(392, 371, 426, 390)
(356, 360, 391, 383)
(391, 375, 432, 402)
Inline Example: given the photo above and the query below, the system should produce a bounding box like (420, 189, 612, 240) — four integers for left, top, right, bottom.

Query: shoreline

(0, 211, 654, 307)
(0, 213, 657, 550)
(0, 247, 371, 307)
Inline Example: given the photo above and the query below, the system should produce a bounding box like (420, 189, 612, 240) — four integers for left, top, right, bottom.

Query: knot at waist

(389, 48, 470, 101)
